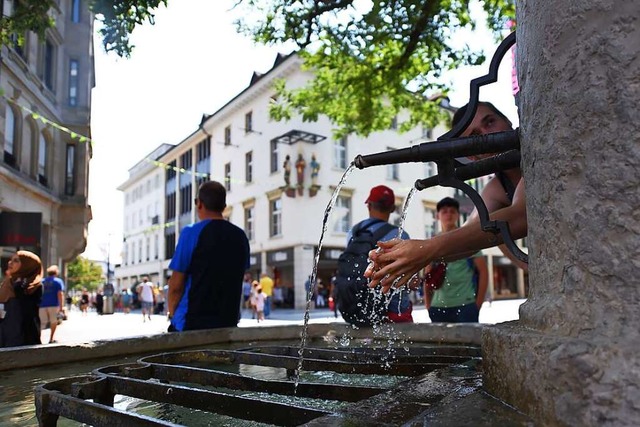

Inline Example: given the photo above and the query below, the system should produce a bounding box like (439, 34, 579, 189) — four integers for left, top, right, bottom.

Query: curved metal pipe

(353, 129, 519, 169)
(414, 150, 521, 191)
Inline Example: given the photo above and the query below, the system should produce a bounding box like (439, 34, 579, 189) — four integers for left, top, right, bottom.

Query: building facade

(0, 0, 94, 270)
(114, 53, 526, 307)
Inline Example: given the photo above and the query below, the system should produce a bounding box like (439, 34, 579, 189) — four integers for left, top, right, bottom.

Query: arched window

(38, 133, 48, 186)
(4, 106, 18, 167)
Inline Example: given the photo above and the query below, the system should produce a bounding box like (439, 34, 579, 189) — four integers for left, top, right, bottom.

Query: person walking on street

(39, 265, 65, 344)
(259, 273, 274, 318)
(167, 181, 250, 332)
(137, 277, 154, 322)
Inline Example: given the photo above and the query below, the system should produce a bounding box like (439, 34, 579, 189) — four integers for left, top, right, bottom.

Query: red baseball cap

(365, 185, 395, 209)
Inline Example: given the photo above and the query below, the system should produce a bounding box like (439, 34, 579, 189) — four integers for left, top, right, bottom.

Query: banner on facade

(0, 212, 42, 247)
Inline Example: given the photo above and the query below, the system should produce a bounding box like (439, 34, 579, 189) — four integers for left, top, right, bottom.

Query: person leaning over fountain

(0, 251, 43, 347)
(366, 102, 527, 292)
(425, 197, 488, 323)
(166, 181, 250, 332)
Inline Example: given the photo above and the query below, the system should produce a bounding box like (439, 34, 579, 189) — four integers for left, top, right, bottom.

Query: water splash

(294, 163, 356, 393)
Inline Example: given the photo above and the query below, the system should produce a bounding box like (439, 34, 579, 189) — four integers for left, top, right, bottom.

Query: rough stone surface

(484, 1, 640, 425)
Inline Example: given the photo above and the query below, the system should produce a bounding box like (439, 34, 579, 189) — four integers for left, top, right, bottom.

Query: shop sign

(0, 212, 42, 247)
(249, 254, 259, 267)
(266, 248, 294, 265)
(320, 247, 344, 260)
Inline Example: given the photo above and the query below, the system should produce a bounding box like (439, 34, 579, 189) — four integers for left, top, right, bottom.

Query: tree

(66, 256, 104, 291)
(235, 0, 515, 137)
(0, 0, 168, 57)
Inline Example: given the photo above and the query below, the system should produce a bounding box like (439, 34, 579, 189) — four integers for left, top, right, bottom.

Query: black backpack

(335, 220, 396, 327)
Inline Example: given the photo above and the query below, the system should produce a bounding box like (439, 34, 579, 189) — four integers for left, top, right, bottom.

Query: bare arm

(58, 290, 64, 310)
(366, 180, 527, 293)
(474, 257, 489, 308)
(168, 272, 186, 316)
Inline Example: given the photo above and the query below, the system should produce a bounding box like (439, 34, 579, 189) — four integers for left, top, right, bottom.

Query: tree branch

(394, 0, 440, 70)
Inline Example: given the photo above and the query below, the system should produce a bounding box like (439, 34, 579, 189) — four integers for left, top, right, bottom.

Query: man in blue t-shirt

(167, 181, 250, 332)
(39, 265, 65, 343)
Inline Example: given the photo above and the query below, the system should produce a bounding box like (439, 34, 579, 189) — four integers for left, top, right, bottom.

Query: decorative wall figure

(283, 155, 291, 187)
(295, 153, 306, 187)
(310, 154, 320, 186)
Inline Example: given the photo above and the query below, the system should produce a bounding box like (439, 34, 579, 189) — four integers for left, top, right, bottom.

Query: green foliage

(0, 0, 168, 57)
(66, 256, 104, 291)
(236, 0, 515, 137)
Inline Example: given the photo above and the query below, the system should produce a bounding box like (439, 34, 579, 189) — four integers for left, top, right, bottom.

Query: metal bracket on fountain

(354, 32, 527, 264)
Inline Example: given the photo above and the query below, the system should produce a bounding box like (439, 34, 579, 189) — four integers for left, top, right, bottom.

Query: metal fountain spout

(353, 129, 520, 169)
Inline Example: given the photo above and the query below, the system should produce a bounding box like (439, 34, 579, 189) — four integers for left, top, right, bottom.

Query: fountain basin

(1, 323, 533, 426)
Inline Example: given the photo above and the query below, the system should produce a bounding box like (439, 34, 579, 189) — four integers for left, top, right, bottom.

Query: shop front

(266, 247, 295, 308)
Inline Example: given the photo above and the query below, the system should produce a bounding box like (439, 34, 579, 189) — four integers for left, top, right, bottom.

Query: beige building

(0, 0, 94, 269)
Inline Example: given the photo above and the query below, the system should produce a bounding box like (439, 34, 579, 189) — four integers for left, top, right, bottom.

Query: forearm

(58, 291, 64, 309)
(432, 201, 527, 261)
(167, 273, 185, 315)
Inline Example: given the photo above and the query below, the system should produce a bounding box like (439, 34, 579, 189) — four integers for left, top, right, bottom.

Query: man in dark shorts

(167, 181, 250, 331)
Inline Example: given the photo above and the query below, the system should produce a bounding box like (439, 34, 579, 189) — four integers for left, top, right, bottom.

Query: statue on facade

(295, 153, 306, 187)
(283, 155, 292, 187)
(310, 154, 320, 186)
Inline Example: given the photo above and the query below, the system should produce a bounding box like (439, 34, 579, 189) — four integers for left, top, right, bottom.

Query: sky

(83, 0, 517, 263)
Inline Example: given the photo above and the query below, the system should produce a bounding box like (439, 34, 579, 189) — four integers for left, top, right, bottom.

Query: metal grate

(35, 344, 480, 426)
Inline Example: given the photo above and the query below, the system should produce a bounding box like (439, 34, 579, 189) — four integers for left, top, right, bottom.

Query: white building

(114, 53, 525, 306)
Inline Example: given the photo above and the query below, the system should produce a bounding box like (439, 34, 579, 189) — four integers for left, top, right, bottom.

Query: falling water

(294, 163, 357, 392)
(391, 186, 420, 310)
(396, 186, 417, 238)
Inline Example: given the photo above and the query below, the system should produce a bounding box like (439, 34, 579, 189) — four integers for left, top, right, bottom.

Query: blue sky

(83, 0, 517, 262)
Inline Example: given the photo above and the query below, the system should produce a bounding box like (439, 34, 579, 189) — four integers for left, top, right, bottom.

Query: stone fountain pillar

(482, 0, 640, 425)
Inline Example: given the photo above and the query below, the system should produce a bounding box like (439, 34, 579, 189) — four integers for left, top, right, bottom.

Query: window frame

(269, 198, 282, 237)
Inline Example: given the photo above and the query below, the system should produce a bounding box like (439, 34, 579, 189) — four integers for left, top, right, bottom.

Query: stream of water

(294, 169, 420, 392)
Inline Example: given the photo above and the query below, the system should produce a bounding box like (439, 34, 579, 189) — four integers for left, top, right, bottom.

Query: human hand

(365, 239, 434, 294)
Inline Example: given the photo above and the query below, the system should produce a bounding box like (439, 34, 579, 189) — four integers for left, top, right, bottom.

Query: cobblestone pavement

(40, 299, 525, 345)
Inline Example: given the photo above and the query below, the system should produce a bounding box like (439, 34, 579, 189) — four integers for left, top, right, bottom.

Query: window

(386, 147, 399, 180)
(424, 161, 436, 177)
(244, 206, 254, 241)
(270, 140, 278, 173)
(154, 234, 159, 260)
(245, 111, 253, 133)
(333, 136, 347, 169)
(138, 240, 142, 263)
(333, 195, 351, 233)
(424, 207, 436, 238)
(422, 126, 433, 140)
(64, 144, 76, 196)
(68, 59, 79, 106)
(132, 212, 137, 228)
(224, 125, 231, 146)
(122, 243, 128, 266)
(71, 0, 81, 23)
(38, 134, 48, 186)
(131, 242, 136, 265)
(145, 237, 150, 261)
(139, 209, 143, 225)
(164, 231, 176, 260)
(195, 137, 210, 188)
(390, 116, 398, 130)
(40, 39, 55, 91)
(224, 162, 231, 191)
(245, 151, 253, 183)
(165, 193, 176, 221)
(269, 198, 282, 237)
(4, 106, 17, 167)
(154, 174, 160, 188)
